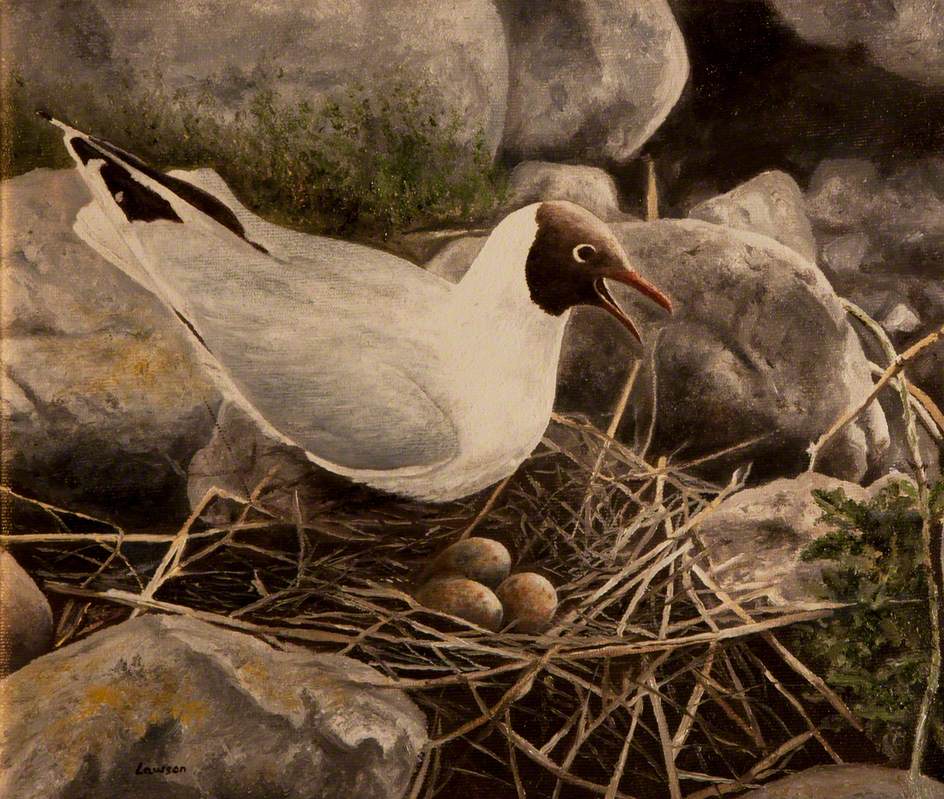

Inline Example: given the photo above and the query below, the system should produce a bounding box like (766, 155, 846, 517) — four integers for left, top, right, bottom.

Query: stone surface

(742, 763, 944, 798)
(805, 156, 944, 411)
(805, 158, 879, 231)
(501, 161, 627, 221)
(5, 0, 508, 154)
(0, 549, 53, 676)
(0, 615, 426, 799)
(1, 169, 220, 520)
(883, 303, 922, 335)
(866, 469, 917, 498)
(911, 338, 944, 427)
(689, 170, 816, 262)
(695, 473, 870, 605)
(820, 231, 869, 275)
(768, 0, 944, 87)
(425, 235, 488, 284)
(385, 229, 484, 267)
(806, 157, 944, 276)
(592, 219, 890, 482)
(500, 0, 688, 164)
(425, 217, 889, 483)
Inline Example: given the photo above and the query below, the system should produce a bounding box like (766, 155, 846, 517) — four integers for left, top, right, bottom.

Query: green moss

(4, 71, 506, 241)
(2, 73, 74, 176)
(791, 480, 943, 764)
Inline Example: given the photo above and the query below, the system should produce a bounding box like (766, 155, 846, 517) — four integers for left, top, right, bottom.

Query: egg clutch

(413, 538, 558, 633)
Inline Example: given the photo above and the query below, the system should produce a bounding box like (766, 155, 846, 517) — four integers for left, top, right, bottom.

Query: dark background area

(612, 0, 944, 215)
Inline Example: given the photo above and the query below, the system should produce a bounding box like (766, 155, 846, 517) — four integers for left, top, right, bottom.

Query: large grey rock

(695, 473, 871, 605)
(689, 170, 816, 263)
(768, 0, 944, 87)
(500, 0, 688, 164)
(805, 157, 944, 410)
(427, 218, 889, 482)
(807, 157, 944, 277)
(2, 169, 219, 519)
(388, 229, 488, 267)
(5, 0, 508, 154)
(867, 469, 918, 498)
(597, 219, 890, 482)
(0, 615, 426, 799)
(0, 549, 53, 676)
(501, 161, 627, 222)
(912, 335, 944, 424)
(742, 764, 944, 798)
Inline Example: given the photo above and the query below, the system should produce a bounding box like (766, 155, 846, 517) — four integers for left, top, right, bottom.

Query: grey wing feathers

(52, 119, 459, 473)
(158, 240, 459, 471)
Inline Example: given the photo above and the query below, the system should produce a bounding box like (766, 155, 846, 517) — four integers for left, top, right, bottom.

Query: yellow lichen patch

(130, 357, 152, 380)
(18, 660, 212, 783)
(79, 684, 145, 736)
(10, 331, 211, 414)
(71, 671, 210, 738)
(78, 333, 202, 399)
(235, 658, 304, 717)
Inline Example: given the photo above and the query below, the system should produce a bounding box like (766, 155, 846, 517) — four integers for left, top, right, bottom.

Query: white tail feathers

(74, 203, 163, 298)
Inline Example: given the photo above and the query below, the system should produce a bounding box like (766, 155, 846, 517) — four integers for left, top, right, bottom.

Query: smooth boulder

(500, 0, 688, 164)
(820, 231, 870, 276)
(805, 157, 944, 410)
(586, 219, 890, 481)
(0, 614, 426, 799)
(425, 235, 488, 285)
(695, 472, 871, 605)
(806, 157, 944, 278)
(2, 168, 219, 520)
(689, 170, 816, 262)
(501, 161, 628, 222)
(0, 549, 54, 675)
(6, 0, 508, 154)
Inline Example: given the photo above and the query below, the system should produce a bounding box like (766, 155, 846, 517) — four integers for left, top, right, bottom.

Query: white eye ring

(572, 243, 596, 263)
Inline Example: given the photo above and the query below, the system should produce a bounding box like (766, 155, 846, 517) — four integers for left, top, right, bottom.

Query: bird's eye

(572, 244, 596, 263)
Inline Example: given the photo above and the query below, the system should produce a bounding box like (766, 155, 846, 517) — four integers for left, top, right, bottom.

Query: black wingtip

(35, 108, 53, 122)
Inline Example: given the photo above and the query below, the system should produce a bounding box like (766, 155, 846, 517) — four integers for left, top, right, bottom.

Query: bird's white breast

(358, 311, 567, 502)
(356, 207, 571, 501)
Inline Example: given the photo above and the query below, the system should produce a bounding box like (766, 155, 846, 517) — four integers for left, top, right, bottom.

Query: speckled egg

(416, 577, 504, 631)
(495, 572, 558, 633)
(430, 537, 512, 587)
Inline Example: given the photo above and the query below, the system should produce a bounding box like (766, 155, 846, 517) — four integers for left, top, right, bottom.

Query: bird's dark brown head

(525, 201, 673, 340)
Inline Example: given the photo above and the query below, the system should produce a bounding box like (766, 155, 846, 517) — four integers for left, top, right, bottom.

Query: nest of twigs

(5, 410, 862, 798)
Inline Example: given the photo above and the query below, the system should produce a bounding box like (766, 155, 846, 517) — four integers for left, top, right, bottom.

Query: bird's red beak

(593, 267, 673, 341)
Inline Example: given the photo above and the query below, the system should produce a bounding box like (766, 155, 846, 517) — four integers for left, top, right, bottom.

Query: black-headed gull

(45, 115, 672, 502)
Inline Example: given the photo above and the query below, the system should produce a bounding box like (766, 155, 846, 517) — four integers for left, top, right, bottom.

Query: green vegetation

(3, 74, 75, 176)
(3, 70, 506, 241)
(792, 480, 944, 764)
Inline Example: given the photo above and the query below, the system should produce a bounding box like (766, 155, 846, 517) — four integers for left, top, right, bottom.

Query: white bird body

(49, 117, 670, 502)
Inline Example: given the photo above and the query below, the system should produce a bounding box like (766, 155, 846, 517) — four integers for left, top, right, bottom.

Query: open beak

(593, 268, 673, 342)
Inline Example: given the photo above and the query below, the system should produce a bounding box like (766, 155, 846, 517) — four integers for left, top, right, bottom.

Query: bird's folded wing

(55, 121, 459, 473)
